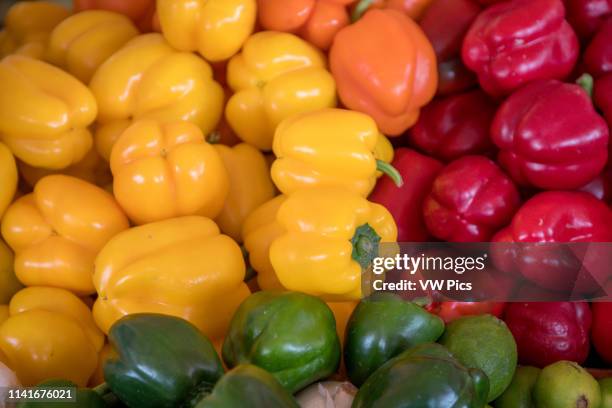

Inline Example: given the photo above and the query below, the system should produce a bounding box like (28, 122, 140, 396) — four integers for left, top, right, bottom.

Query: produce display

(0, 0, 610, 407)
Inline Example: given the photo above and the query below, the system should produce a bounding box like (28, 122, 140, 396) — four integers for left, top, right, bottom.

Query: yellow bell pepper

(327, 301, 358, 343)
(110, 119, 229, 224)
(157, 0, 256, 62)
(0, 143, 17, 219)
(270, 187, 397, 300)
(93, 216, 251, 340)
(0, 240, 22, 305)
(0, 56, 97, 169)
(46, 10, 139, 83)
(214, 143, 276, 242)
(18, 147, 112, 189)
(0, 1, 70, 59)
(90, 33, 224, 161)
(0, 309, 98, 386)
(242, 195, 287, 290)
(0, 306, 8, 326)
(1, 175, 129, 295)
(225, 31, 337, 150)
(89, 343, 116, 386)
(272, 108, 402, 197)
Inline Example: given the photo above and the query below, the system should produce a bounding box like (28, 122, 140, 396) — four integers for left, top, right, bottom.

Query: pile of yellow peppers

(0, 0, 408, 387)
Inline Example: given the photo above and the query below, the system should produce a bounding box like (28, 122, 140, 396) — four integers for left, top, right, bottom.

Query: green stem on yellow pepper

(351, 223, 382, 269)
(376, 159, 404, 187)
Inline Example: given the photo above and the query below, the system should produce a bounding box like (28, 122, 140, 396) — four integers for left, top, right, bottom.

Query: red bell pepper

(369, 148, 443, 242)
(594, 73, 612, 126)
(419, 0, 480, 95)
(408, 90, 496, 161)
(423, 155, 520, 242)
(578, 169, 612, 204)
(592, 300, 612, 364)
(491, 80, 609, 190)
(426, 301, 505, 323)
(504, 302, 592, 367)
(462, 0, 579, 96)
(583, 17, 612, 77)
(563, 0, 612, 41)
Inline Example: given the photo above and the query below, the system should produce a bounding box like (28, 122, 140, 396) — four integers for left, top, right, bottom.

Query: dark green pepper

(195, 365, 299, 408)
(16, 379, 107, 408)
(222, 291, 340, 393)
(344, 292, 445, 386)
(494, 366, 540, 408)
(104, 314, 224, 408)
(353, 343, 490, 408)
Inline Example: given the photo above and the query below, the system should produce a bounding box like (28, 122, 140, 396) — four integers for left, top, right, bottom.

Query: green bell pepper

(353, 343, 490, 408)
(222, 291, 340, 393)
(195, 365, 299, 408)
(16, 380, 108, 408)
(344, 292, 445, 386)
(104, 314, 224, 408)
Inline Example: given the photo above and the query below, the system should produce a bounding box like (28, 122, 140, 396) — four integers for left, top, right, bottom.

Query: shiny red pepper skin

(419, 0, 480, 95)
(563, 0, 612, 40)
(462, 0, 579, 96)
(595, 73, 612, 126)
(578, 169, 612, 203)
(408, 90, 496, 161)
(504, 302, 592, 367)
(423, 155, 520, 242)
(369, 148, 443, 242)
(426, 301, 505, 323)
(583, 17, 612, 77)
(492, 80, 609, 190)
(592, 301, 612, 364)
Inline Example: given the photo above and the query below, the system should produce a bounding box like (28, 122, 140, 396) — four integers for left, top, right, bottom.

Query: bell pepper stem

(576, 73, 594, 98)
(94, 383, 123, 407)
(207, 131, 221, 144)
(376, 159, 404, 187)
(351, 223, 382, 269)
(352, 0, 375, 22)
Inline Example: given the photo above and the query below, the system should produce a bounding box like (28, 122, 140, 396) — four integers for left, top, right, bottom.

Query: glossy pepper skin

(271, 109, 397, 197)
(563, 0, 612, 40)
(0, 240, 22, 304)
(353, 343, 490, 408)
(105, 314, 224, 408)
(0, 56, 97, 170)
(1, 175, 129, 295)
(492, 80, 609, 190)
(426, 301, 505, 323)
(592, 302, 612, 364)
(74, 0, 156, 32)
(214, 143, 276, 243)
(504, 302, 592, 367)
(195, 365, 299, 408)
(222, 291, 341, 393)
(225, 32, 336, 151)
(0, 143, 17, 220)
(93, 216, 250, 339)
(46, 10, 139, 84)
(409, 90, 495, 161)
(0, 287, 103, 386)
(0, 1, 69, 59)
(583, 17, 612, 77)
(269, 188, 397, 300)
(110, 119, 229, 224)
(462, 0, 579, 96)
(330, 9, 437, 136)
(89, 33, 224, 162)
(157, 0, 256, 62)
(356, 0, 434, 21)
(242, 195, 288, 290)
(344, 293, 445, 386)
(258, 0, 353, 50)
(424, 156, 520, 242)
(419, 0, 480, 95)
(370, 148, 443, 242)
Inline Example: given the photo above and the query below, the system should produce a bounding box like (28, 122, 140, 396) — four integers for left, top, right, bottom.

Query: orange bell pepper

(352, 0, 434, 21)
(330, 9, 437, 135)
(258, 0, 354, 50)
(74, 0, 156, 32)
